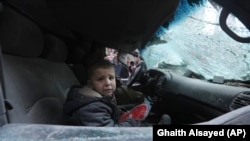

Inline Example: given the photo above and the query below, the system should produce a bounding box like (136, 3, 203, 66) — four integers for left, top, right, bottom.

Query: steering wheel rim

(127, 63, 142, 87)
(127, 62, 147, 87)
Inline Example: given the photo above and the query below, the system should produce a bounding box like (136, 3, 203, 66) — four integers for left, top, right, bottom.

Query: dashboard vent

(230, 91, 250, 110)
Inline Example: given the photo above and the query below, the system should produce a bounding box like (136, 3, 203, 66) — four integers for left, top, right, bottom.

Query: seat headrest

(0, 6, 44, 57)
(42, 33, 68, 62)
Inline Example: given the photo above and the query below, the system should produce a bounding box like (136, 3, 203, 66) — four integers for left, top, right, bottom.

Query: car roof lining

(4, 0, 75, 40)
(5, 0, 180, 52)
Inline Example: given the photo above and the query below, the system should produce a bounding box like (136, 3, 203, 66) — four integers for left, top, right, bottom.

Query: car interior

(0, 0, 250, 140)
(0, 3, 81, 125)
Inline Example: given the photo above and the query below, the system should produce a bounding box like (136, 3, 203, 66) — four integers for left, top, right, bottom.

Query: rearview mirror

(219, 8, 250, 43)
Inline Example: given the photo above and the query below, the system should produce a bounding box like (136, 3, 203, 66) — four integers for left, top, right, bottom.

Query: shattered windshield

(141, 0, 250, 81)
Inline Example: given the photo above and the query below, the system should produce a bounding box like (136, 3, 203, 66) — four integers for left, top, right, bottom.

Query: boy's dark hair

(87, 59, 115, 80)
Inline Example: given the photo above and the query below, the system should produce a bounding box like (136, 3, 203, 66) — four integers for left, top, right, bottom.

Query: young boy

(63, 59, 149, 126)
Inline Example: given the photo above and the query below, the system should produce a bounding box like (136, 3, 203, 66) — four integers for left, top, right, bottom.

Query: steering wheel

(142, 69, 168, 102)
(127, 62, 146, 87)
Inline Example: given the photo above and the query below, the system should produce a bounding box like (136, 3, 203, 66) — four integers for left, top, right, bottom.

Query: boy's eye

(97, 78, 102, 81)
(109, 76, 114, 80)
(97, 77, 105, 81)
(95, 75, 114, 81)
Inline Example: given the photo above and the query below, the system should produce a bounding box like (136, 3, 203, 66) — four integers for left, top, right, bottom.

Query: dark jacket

(63, 85, 140, 127)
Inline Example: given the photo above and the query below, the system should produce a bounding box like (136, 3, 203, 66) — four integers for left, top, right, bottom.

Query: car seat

(0, 4, 80, 125)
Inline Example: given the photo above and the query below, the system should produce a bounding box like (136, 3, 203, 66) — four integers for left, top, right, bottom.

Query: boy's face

(88, 67, 116, 97)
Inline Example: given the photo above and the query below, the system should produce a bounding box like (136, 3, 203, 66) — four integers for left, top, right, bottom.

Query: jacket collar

(79, 86, 103, 98)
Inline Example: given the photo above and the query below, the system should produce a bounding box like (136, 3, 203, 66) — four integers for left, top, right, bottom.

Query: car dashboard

(140, 69, 250, 124)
